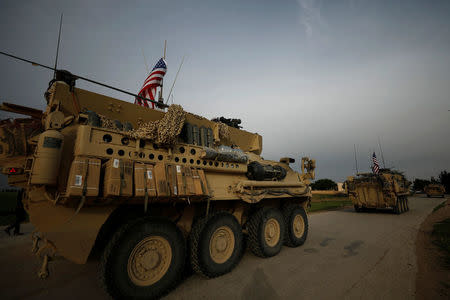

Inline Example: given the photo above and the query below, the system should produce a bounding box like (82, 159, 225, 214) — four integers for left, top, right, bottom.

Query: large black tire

(99, 217, 185, 300)
(189, 212, 243, 278)
(247, 207, 285, 258)
(282, 204, 308, 247)
(354, 205, 361, 212)
(394, 198, 400, 214)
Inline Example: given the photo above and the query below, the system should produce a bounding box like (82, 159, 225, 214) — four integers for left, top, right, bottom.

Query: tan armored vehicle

(424, 183, 445, 198)
(346, 169, 410, 214)
(0, 70, 315, 298)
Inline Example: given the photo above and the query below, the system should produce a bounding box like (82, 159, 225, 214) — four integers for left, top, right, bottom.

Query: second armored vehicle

(346, 169, 411, 214)
(424, 183, 445, 198)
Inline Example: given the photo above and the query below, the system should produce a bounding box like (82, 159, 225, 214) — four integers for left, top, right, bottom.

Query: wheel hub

(293, 214, 305, 238)
(127, 236, 172, 286)
(209, 226, 235, 264)
(264, 218, 280, 247)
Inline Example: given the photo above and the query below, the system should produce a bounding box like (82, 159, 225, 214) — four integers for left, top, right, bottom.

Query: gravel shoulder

(415, 198, 450, 300)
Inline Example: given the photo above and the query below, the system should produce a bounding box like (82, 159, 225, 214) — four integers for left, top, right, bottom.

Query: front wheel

(99, 217, 186, 300)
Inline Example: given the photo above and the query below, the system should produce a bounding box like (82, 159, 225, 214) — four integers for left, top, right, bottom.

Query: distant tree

(439, 170, 450, 193)
(412, 179, 431, 192)
(311, 179, 337, 191)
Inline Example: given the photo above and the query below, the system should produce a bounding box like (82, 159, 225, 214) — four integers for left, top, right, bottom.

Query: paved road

(0, 196, 445, 300)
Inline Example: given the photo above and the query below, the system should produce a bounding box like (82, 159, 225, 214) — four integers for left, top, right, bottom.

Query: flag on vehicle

(372, 152, 380, 174)
(135, 58, 167, 108)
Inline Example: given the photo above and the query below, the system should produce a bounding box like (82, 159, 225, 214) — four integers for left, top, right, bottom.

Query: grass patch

(432, 218, 450, 268)
(433, 201, 447, 212)
(309, 200, 353, 212)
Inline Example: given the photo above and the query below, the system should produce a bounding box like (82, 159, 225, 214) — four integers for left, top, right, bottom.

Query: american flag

(372, 152, 380, 174)
(135, 58, 167, 108)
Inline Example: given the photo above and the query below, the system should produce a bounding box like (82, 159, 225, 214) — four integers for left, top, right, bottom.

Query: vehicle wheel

(394, 198, 400, 214)
(99, 217, 185, 300)
(405, 197, 409, 211)
(189, 212, 243, 278)
(354, 205, 361, 212)
(247, 207, 285, 258)
(427, 194, 430, 198)
(282, 204, 308, 247)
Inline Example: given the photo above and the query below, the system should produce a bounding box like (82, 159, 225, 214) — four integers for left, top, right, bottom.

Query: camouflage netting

(128, 104, 186, 145)
(99, 114, 116, 130)
(218, 122, 230, 140)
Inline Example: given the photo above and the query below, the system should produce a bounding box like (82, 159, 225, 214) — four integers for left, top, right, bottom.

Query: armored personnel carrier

(0, 71, 315, 299)
(424, 183, 445, 198)
(346, 169, 410, 214)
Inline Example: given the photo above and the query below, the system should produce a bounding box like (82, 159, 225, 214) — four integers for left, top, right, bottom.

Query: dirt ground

(415, 198, 450, 299)
(0, 195, 445, 300)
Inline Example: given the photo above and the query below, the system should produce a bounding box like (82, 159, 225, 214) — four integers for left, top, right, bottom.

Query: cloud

(297, 0, 327, 38)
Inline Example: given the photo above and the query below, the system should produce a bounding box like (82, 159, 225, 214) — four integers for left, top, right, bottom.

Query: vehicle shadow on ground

(336, 207, 397, 215)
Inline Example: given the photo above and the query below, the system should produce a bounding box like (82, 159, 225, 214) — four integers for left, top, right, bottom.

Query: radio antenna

(378, 136, 386, 168)
(141, 48, 149, 73)
(353, 144, 359, 174)
(53, 13, 63, 79)
(166, 55, 185, 104)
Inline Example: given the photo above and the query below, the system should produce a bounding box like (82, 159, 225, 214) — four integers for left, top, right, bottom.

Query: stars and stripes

(372, 152, 380, 174)
(135, 58, 167, 108)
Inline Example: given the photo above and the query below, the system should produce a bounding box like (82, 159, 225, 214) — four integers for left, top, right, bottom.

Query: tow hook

(32, 232, 56, 279)
(38, 255, 49, 279)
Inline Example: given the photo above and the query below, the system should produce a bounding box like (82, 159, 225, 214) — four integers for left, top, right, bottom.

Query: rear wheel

(189, 212, 244, 278)
(247, 207, 285, 257)
(394, 198, 401, 214)
(282, 204, 308, 247)
(99, 217, 185, 300)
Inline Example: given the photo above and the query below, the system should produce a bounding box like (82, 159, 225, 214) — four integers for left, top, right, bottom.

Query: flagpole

(378, 136, 386, 168)
(353, 144, 359, 175)
(159, 40, 167, 105)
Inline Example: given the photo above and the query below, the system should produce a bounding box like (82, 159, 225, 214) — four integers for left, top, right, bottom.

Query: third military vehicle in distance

(346, 169, 411, 214)
(424, 183, 445, 198)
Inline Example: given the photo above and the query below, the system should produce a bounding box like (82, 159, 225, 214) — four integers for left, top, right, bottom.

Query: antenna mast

(166, 55, 185, 104)
(53, 13, 63, 79)
(141, 48, 149, 73)
(353, 144, 359, 174)
(378, 136, 386, 168)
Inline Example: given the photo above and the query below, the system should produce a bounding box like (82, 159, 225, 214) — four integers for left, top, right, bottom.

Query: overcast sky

(0, 0, 449, 183)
